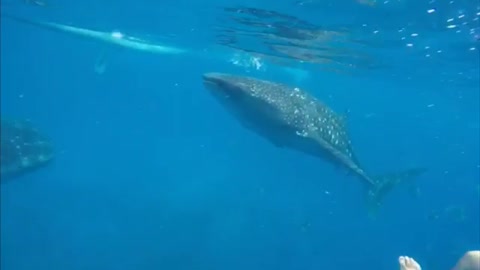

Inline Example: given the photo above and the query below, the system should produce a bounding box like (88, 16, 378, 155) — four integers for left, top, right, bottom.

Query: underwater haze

(0, 0, 479, 270)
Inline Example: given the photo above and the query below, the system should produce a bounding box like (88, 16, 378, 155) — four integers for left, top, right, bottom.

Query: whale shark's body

(1, 119, 54, 180)
(2, 14, 187, 55)
(203, 72, 426, 211)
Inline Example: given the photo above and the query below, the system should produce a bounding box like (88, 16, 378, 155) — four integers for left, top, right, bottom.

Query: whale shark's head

(202, 72, 255, 103)
(202, 72, 288, 128)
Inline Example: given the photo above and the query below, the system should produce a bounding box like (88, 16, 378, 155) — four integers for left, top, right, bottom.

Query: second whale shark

(2, 14, 187, 55)
(1, 13, 188, 73)
(203, 72, 427, 213)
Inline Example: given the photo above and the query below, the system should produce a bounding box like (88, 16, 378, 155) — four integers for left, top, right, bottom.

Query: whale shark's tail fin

(366, 168, 427, 217)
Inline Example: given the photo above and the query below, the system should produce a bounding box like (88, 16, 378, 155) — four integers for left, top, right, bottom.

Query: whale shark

(2, 14, 187, 55)
(1, 13, 188, 73)
(202, 72, 426, 212)
(1, 118, 54, 180)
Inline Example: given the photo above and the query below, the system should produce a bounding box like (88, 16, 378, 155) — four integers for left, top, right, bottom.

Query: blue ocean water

(0, 0, 479, 269)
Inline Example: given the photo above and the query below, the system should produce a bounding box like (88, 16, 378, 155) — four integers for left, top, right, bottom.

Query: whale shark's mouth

(203, 73, 244, 103)
(202, 73, 231, 94)
(202, 76, 218, 87)
(202, 73, 224, 87)
(202, 73, 255, 103)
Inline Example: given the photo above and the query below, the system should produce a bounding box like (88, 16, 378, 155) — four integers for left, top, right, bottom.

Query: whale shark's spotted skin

(1, 119, 54, 179)
(203, 72, 373, 185)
